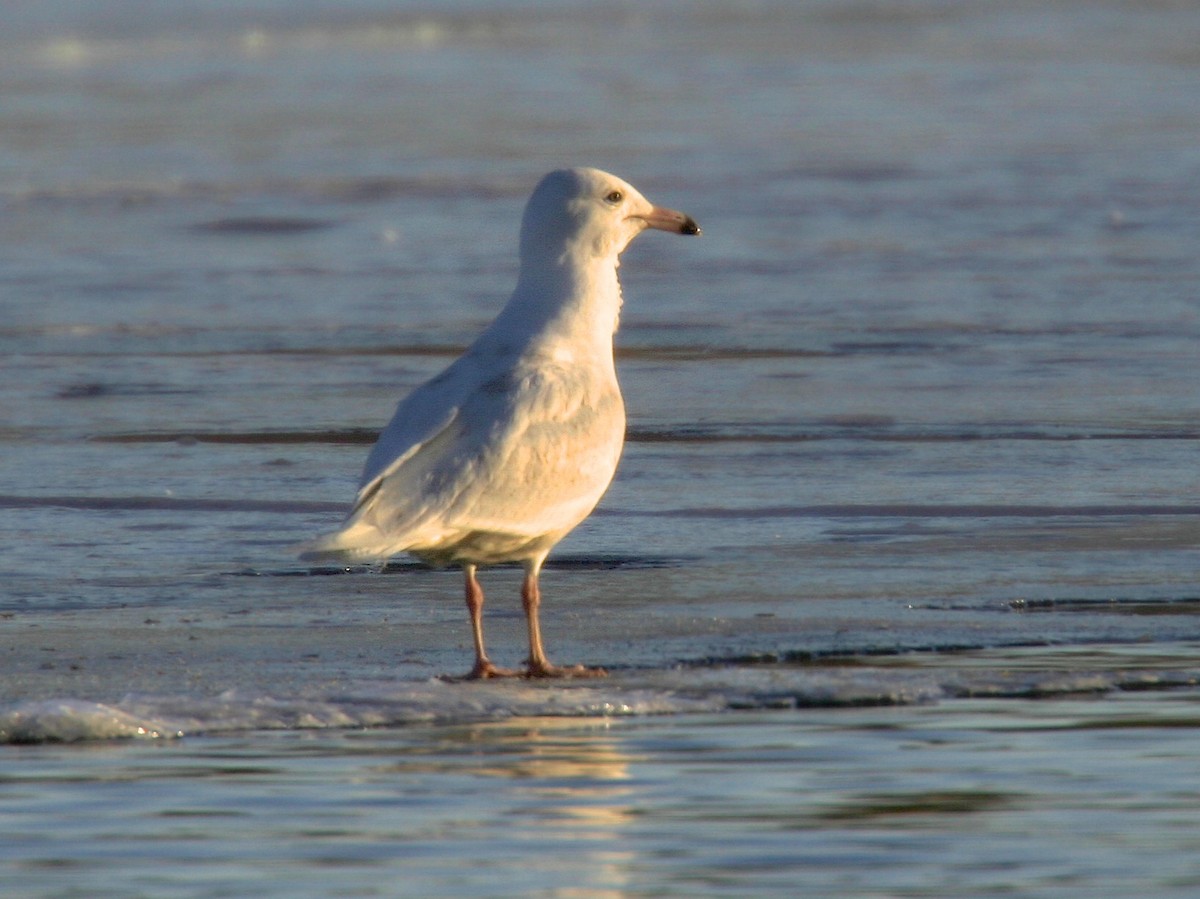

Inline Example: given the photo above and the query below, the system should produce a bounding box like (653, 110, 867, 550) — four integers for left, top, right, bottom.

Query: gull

(302, 167, 699, 679)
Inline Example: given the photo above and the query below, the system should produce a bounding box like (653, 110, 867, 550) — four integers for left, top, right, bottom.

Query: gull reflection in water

(458, 717, 638, 895)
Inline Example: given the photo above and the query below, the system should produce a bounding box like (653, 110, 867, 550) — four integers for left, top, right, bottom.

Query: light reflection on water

(6, 703, 1200, 896)
(3, 0, 1200, 895)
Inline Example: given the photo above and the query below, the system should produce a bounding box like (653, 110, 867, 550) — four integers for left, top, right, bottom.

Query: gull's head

(519, 167, 700, 267)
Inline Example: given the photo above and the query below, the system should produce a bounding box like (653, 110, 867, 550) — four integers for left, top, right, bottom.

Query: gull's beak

(640, 204, 701, 236)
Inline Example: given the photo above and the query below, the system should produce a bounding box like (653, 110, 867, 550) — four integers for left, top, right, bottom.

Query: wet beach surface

(2, 1, 1200, 895)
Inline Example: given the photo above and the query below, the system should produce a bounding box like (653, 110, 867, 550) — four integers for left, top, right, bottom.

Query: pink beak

(641, 204, 701, 236)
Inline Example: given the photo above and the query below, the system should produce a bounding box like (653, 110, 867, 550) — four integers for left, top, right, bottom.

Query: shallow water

(6, 701, 1200, 898)
(2, 0, 1200, 895)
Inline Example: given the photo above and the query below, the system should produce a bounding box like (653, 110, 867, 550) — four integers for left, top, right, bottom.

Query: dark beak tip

(681, 217, 701, 236)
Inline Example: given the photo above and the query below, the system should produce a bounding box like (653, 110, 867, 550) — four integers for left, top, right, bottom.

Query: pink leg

(462, 564, 517, 679)
(521, 559, 606, 679)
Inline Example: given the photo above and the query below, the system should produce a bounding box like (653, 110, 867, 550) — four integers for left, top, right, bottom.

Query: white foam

(0, 670, 934, 744)
(8, 660, 1187, 744)
(0, 699, 183, 743)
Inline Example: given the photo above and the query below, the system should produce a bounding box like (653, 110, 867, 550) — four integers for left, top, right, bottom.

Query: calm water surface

(2, 1, 1200, 896)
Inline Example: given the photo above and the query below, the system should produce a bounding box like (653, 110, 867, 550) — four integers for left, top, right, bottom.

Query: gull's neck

(491, 251, 624, 363)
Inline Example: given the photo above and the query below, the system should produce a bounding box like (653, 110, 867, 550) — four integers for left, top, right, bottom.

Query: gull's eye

(604, 190, 623, 204)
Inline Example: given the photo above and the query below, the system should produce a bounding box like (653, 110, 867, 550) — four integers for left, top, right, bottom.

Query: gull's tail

(297, 520, 394, 562)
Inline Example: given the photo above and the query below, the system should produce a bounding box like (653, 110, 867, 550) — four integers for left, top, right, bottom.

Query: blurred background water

(2, 1, 1200, 896)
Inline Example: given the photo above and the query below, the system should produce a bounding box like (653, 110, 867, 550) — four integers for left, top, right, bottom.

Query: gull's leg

(462, 564, 517, 679)
(522, 557, 606, 679)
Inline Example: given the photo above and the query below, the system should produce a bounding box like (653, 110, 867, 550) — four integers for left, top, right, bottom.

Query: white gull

(302, 167, 700, 679)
